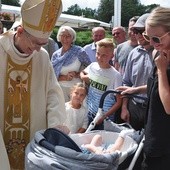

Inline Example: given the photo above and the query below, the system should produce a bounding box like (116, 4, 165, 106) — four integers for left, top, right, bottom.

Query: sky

(59, 0, 170, 11)
(140, 0, 170, 7)
(19, 0, 100, 11)
(61, 0, 100, 11)
(20, 0, 170, 11)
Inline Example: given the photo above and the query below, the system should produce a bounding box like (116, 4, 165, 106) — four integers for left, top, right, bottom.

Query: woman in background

(51, 26, 91, 102)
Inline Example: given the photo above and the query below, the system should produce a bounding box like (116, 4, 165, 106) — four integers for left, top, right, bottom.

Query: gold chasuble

(4, 56, 32, 170)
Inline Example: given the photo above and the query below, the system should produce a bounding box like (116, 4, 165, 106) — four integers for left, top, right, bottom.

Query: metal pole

(114, 0, 121, 27)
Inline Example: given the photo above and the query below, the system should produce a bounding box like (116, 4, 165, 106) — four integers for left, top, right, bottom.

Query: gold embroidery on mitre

(23, 0, 62, 33)
(4, 56, 32, 170)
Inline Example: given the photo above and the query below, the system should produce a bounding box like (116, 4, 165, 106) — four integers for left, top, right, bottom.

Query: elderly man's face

(112, 27, 126, 44)
(92, 30, 105, 42)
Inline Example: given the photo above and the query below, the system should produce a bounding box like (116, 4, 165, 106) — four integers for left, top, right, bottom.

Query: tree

(63, 4, 82, 16)
(63, 1, 159, 27)
(97, 0, 114, 23)
(82, 7, 97, 19)
(97, 0, 159, 27)
(144, 4, 159, 13)
(121, 0, 146, 26)
(63, 4, 96, 19)
(2, 0, 20, 6)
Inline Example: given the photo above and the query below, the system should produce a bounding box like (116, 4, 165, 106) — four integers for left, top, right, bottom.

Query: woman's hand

(155, 51, 170, 73)
(67, 71, 76, 81)
(156, 50, 170, 114)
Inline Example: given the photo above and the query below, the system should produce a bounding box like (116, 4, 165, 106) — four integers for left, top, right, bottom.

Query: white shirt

(65, 102, 88, 134)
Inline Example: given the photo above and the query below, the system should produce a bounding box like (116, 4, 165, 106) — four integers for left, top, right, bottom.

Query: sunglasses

(133, 29, 145, 35)
(142, 32, 170, 44)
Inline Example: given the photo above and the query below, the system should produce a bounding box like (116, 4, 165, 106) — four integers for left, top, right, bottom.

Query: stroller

(25, 90, 144, 170)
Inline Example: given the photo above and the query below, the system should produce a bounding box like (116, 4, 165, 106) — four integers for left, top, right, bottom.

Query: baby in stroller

(81, 129, 134, 155)
(25, 125, 140, 170)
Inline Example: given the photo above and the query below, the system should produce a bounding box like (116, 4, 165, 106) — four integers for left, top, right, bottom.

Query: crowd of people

(0, 0, 170, 169)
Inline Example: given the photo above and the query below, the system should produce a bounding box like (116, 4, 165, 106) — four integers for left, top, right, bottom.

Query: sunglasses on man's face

(142, 32, 170, 44)
(132, 28, 145, 35)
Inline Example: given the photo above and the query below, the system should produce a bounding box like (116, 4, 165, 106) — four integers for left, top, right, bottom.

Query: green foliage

(121, 0, 146, 26)
(97, 0, 114, 23)
(63, 0, 157, 27)
(50, 1, 160, 47)
(75, 30, 112, 46)
(97, 0, 159, 27)
(75, 30, 92, 46)
(2, 0, 160, 28)
(64, 4, 82, 16)
(63, 4, 97, 19)
(51, 28, 58, 42)
(51, 27, 112, 47)
(97, 0, 150, 26)
(144, 4, 160, 13)
(2, 0, 20, 6)
(81, 8, 97, 19)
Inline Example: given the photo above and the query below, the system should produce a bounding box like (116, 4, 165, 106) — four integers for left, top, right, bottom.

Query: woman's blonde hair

(146, 7, 170, 32)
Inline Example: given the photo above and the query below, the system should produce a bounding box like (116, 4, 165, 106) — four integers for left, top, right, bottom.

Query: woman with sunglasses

(142, 7, 170, 170)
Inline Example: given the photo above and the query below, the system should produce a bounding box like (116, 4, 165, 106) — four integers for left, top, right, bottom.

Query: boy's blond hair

(96, 38, 115, 51)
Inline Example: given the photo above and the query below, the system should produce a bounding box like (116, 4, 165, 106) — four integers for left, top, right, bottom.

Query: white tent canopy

(1, 4, 21, 16)
(57, 13, 111, 29)
(1, 4, 111, 29)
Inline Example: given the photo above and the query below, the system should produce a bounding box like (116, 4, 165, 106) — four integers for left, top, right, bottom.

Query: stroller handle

(99, 90, 148, 109)
(86, 90, 148, 133)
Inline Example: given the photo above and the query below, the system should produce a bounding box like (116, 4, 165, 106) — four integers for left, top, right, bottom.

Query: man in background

(112, 26, 126, 45)
(117, 13, 153, 130)
(114, 16, 139, 76)
(84, 27, 105, 62)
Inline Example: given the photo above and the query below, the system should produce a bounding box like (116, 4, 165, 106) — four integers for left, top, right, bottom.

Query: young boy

(65, 82, 88, 133)
(80, 38, 122, 130)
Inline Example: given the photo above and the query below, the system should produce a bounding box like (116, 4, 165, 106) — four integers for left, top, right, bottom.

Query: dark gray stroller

(25, 90, 144, 170)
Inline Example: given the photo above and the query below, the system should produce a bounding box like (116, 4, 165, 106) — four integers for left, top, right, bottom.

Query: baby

(81, 129, 134, 154)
